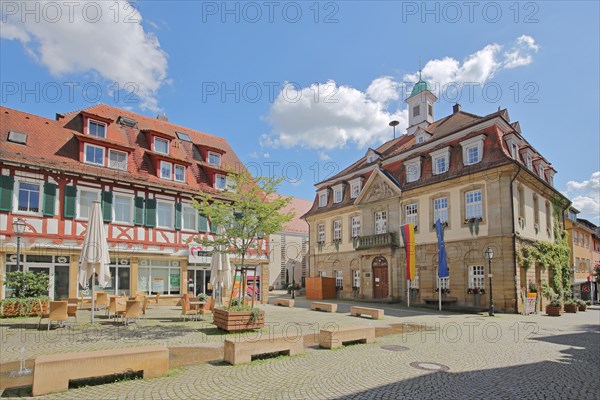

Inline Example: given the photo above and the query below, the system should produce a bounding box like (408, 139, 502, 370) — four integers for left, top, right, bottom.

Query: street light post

(485, 246, 494, 316)
(292, 261, 296, 300)
(12, 219, 27, 272)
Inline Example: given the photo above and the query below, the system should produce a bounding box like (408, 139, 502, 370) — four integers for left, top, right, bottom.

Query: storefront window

(137, 259, 181, 295)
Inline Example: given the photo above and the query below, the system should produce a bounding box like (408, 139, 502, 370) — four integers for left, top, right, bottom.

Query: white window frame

(87, 119, 106, 138)
(335, 270, 343, 288)
(182, 204, 197, 231)
(317, 223, 325, 243)
(13, 178, 43, 216)
(405, 203, 418, 230)
(375, 211, 387, 234)
(511, 142, 518, 159)
(108, 149, 128, 171)
(208, 151, 221, 166)
(413, 105, 420, 117)
(460, 134, 485, 166)
(416, 134, 425, 144)
(113, 194, 133, 225)
(154, 137, 170, 155)
(215, 174, 227, 190)
(427, 102, 433, 117)
(405, 158, 421, 183)
(430, 147, 450, 175)
(352, 270, 360, 288)
(77, 187, 101, 220)
(333, 184, 343, 204)
(433, 197, 449, 224)
(174, 165, 186, 183)
(159, 161, 173, 180)
(156, 201, 174, 229)
(437, 277, 450, 290)
(333, 220, 342, 241)
(318, 191, 328, 207)
(469, 265, 485, 289)
(465, 189, 483, 220)
(351, 216, 361, 238)
(349, 178, 362, 199)
(83, 143, 105, 166)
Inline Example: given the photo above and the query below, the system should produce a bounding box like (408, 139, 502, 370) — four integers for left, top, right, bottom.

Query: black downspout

(510, 164, 522, 314)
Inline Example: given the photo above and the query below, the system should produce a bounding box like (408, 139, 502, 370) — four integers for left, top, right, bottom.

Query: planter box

(578, 304, 587, 312)
(213, 308, 265, 332)
(563, 304, 578, 313)
(545, 305, 561, 317)
(1, 299, 45, 317)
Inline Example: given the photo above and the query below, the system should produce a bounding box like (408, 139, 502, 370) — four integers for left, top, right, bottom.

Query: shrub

(1, 296, 49, 317)
(3, 271, 50, 299)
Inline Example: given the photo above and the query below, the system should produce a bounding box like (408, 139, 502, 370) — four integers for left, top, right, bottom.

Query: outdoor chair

(155, 292, 161, 306)
(141, 297, 149, 320)
(95, 292, 109, 311)
(118, 300, 141, 325)
(37, 299, 50, 329)
(107, 296, 126, 318)
(198, 296, 215, 320)
(67, 303, 78, 323)
(67, 297, 80, 309)
(79, 294, 92, 310)
(180, 295, 198, 321)
(47, 301, 68, 330)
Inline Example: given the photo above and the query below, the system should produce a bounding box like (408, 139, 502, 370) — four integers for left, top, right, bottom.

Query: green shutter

(134, 197, 145, 225)
(174, 202, 182, 231)
(210, 219, 217, 234)
(145, 198, 157, 228)
(0, 175, 15, 212)
(257, 232, 264, 239)
(198, 214, 208, 232)
(63, 186, 77, 218)
(101, 191, 113, 223)
(42, 182, 57, 216)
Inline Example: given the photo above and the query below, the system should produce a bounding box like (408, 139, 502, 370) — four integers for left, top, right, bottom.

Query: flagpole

(407, 279, 410, 307)
(438, 276, 442, 312)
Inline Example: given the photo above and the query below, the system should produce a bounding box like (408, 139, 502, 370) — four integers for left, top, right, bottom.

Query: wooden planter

(563, 304, 578, 313)
(578, 304, 587, 312)
(213, 308, 265, 332)
(1, 300, 44, 317)
(545, 305, 562, 317)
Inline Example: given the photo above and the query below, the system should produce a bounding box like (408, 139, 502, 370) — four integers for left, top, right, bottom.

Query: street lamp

(484, 246, 494, 316)
(291, 261, 296, 300)
(12, 218, 27, 272)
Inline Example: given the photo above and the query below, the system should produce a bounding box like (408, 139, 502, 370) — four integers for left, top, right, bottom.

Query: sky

(1, 1, 599, 222)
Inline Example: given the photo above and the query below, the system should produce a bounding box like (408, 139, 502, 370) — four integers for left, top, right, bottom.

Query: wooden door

(372, 256, 389, 299)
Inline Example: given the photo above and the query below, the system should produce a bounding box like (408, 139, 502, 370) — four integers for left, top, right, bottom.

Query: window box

(463, 217, 483, 224)
(467, 288, 485, 295)
(432, 221, 449, 228)
(435, 288, 451, 294)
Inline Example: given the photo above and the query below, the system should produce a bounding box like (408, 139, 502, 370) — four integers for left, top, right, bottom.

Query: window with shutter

(42, 182, 57, 216)
(63, 186, 77, 218)
(174, 202, 182, 230)
(102, 191, 113, 223)
(134, 197, 145, 225)
(145, 198, 157, 227)
(198, 214, 209, 232)
(0, 175, 14, 212)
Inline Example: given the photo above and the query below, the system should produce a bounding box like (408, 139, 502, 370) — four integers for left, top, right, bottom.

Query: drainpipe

(510, 164, 522, 314)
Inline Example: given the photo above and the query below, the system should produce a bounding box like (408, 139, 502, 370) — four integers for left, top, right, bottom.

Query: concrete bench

(311, 302, 337, 313)
(32, 346, 168, 396)
(224, 334, 304, 365)
(319, 327, 376, 349)
(350, 306, 384, 319)
(275, 298, 295, 307)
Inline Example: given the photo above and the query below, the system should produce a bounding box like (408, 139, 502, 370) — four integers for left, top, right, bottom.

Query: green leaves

(3, 271, 50, 298)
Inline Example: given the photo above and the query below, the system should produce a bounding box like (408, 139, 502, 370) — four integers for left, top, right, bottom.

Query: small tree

(4, 271, 50, 298)
(193, 169, 294, 306)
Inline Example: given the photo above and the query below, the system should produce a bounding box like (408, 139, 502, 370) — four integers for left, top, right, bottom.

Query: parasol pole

(91, 266, 95, 324)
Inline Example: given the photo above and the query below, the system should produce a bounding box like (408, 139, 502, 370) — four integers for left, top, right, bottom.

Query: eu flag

(435, 219, 449, 278)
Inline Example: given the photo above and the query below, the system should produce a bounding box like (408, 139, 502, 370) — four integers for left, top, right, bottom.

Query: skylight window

(176, 131, 192, 142)
(118, 116, 137, 128)
(7, 130, 27, 145)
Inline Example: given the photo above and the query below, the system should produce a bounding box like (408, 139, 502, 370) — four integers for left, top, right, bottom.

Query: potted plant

(527, 281, 538, 298)
(542, 283, 561, 317)
(576, 299, 587, 312)
(563, 299, 578, 313)
(193, 169, 293, 332)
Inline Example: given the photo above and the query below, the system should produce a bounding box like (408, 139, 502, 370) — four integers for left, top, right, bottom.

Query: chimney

(156, 113, 168, 122)
(453, 103, 461, 114)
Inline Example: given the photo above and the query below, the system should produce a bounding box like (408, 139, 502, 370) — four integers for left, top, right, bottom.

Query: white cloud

(1, 1, 168, 111)
(564, 172, 600, 220)
(403, 35, 538, 90)
(263, 152, 270, 159)
(262, 80, 408, 150)
(366, 76, 400, 103)
(504, 35, 540, 69)
(318, 151, 331, 161)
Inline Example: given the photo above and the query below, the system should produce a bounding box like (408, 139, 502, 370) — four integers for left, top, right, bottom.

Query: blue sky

(1, 1, 599, 221)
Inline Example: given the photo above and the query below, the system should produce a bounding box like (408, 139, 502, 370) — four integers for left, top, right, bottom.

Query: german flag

(401, 223, 416, 280)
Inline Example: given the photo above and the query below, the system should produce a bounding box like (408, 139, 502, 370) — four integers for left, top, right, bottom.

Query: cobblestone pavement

(1, 297, 598, 399)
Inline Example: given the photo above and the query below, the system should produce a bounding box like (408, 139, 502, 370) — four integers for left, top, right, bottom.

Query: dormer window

(160, 161, 173, 179)
(349, 177, 363, 199)
(367, 156, 375, 163)
(460, 134, 485, 166)
(405, 158, 421, 183)
(108, 149, 128, 171)
(208, 151, 221, 166)
(430, 147, 451, 175)
(511, 143, 518, 159)
(84, 143, 105, 166)
(174, 165, 186, 182)
(154, 137, 169, 155)
(88, 120, 106, 138)
(333, 184, 344, 203)
(215, 174, 227, 190)
(318, 191, 328, 207)
(416, 135, 425, 144)
(526, 154, 533, 170)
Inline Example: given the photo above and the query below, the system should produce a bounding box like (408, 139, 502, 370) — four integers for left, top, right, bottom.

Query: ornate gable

(354, 168, 401, 205)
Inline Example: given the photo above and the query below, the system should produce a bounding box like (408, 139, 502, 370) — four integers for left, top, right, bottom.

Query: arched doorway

(372, 256, 389, 299)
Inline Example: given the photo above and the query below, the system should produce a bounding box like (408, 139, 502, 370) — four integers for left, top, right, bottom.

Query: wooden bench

(350, 306, 384, 319)
(311, 302, 337, 313)
(32, 346, 168, 396)
(275, 298, 295, 307)
(224, 334, 304, 365)
(319, 327, 375, 349)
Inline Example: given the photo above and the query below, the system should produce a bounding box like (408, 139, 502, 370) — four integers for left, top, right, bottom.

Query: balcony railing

(353, 232, 398, 250)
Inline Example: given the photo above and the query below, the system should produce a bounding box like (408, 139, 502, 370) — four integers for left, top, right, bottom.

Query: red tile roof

(0, 104, 246, 198)
(278, 196, 313, 234)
